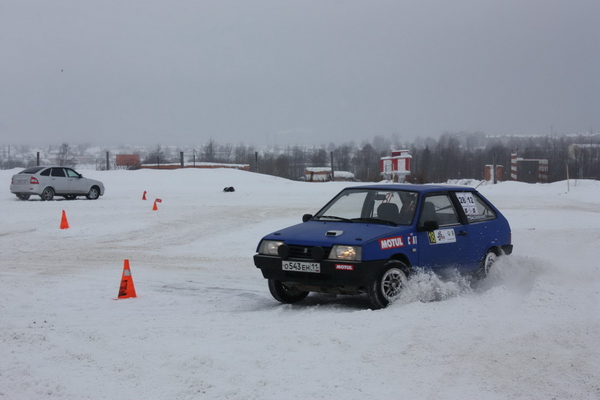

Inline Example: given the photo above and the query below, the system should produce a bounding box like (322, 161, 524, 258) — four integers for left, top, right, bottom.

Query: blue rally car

(253, 184, 512, 309)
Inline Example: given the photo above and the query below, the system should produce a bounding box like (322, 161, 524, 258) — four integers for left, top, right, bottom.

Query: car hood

(261, 220, 413, 247)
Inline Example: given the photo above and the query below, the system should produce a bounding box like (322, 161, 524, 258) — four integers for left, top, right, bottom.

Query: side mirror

(421, 220, 439, 231)
(302, 214, 313, 222)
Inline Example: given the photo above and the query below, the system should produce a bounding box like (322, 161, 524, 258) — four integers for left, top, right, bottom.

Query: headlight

(329, 245, 362, 261)
(258, 240, 284, 256)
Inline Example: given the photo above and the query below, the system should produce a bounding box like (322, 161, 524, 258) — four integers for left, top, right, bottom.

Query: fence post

(330, 152, 335, 181)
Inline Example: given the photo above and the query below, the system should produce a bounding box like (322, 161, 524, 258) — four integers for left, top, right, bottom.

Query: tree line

(3, 132, 600, 182)
(143, 133, 600, 182)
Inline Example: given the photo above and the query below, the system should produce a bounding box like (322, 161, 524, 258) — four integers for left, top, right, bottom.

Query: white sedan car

(10, 166, 105, 201)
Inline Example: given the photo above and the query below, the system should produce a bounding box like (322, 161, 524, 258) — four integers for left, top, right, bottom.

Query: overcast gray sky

(1, 0, 599, 147)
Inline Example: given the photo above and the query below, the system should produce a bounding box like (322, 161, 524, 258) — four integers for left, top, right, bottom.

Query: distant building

(567, 144, 600, 179)
(511, 152, 548, 183)
(305, 167, 355, 182)
(484, 165, 504, 182)
(568, 143, 600, 160)
(380, 149, 411, 182)
(116, 154, 141, 168)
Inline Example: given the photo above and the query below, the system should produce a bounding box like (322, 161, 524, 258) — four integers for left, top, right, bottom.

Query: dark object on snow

(223, 186, 235, 192)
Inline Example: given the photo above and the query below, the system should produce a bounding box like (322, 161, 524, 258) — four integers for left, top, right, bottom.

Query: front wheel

(86, 186, 100, 200)
(367, 262, 408, 309)
(40, 187, 54, 201)
(268, 279, 309, 304)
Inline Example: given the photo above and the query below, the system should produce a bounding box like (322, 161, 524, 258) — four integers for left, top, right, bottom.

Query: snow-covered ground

(1, 168, 599, 399)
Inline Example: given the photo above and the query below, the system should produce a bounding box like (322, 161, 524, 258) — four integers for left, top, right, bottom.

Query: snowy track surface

(1, 168, 599, 399)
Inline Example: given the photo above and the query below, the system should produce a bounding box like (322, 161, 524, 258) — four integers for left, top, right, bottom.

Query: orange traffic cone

(60, 210, 70, 229)
(117, 259, 137, 299)
(142, 191, 147, 200)
(152, 200, 158, 211)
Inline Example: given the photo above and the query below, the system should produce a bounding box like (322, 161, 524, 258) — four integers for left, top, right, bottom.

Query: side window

(65, 169, 79, 178)
(456, 192, 497, 222)
(40, 169, 51, 176)
(51, 168, 66, 177)
(418, 194, 460, 228)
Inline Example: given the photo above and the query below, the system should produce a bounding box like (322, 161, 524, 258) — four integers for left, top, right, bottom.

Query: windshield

(314, 189, 418, 226)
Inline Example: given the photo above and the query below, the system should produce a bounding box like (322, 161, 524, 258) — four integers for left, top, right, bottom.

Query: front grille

(287, 245, 332, 260)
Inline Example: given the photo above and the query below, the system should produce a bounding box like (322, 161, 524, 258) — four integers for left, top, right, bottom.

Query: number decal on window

(456, 192, 478, 215)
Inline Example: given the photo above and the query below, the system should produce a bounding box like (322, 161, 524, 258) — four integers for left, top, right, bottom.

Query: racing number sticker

(427, 231, 437, 244)
(428, 229, 456, 245)
(456, 192, 478, 215)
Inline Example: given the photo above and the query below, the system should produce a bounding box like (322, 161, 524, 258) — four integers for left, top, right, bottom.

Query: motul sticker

(427, 229, 456, 245)
(379, 236, 405, 250)
(335, 264, 354, 271)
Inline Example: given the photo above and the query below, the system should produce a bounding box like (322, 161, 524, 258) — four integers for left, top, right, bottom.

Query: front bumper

(254, 255, 387, 293)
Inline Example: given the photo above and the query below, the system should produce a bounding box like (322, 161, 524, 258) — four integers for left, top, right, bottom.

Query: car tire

(477, 249, 498, 279)
(268, 279, 309, 304)
(86, 186, 100, 200)
(16, 194, 30, 200)
(40, 187, 54, 201)
(367, 261, 408, 310)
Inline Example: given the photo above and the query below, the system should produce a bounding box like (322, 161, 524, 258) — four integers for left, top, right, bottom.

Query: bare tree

(56, 143, 77, 167)
(203, 139, 217, 162)
(143, 145, 164, 164)
(333, 144, 353, 172)
(219, 143, 233, 163)
(310, 148, 328, 166)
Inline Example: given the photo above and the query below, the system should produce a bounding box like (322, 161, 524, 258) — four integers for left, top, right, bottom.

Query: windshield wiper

(315, 215, 353, 223)
(351, 217, 397, 226)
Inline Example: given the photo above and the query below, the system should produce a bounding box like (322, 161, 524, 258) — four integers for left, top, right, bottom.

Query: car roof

(347, 183, 477, 193)
(19, 165, 74, 173)
(27, 165, 71, 170)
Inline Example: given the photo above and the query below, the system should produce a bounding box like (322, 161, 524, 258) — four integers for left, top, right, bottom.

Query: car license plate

(282, 261, 320, 273)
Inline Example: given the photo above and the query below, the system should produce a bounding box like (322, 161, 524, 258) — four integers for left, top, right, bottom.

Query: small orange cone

(152, 200, 158, 211)
(117, 259, 137, 299)
(142, 191, 147, 200)
(60, 210, 70, 229)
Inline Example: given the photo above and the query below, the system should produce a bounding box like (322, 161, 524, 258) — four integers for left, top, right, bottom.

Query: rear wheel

(16, 194, 30, 200)
(268, 279, 309, 304)
(367, 261, 408, 309)
(86, 186, 100, 200)
(477, 250, 498, 279)
(40, 187, 54, 201)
